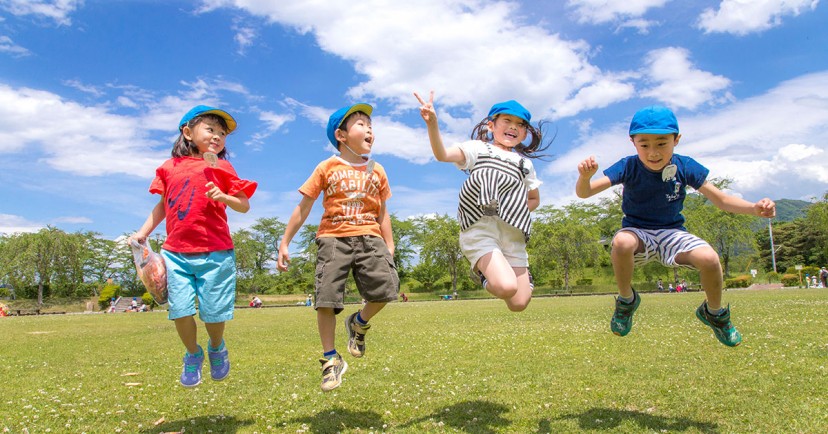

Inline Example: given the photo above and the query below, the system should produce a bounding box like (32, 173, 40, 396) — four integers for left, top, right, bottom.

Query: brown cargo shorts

(314, 235, 399, 314)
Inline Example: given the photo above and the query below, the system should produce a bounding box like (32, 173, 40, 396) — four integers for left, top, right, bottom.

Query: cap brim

(629, 128, 678, 135)
(200, 109, 238, 133)
(337, 103, 373, 128)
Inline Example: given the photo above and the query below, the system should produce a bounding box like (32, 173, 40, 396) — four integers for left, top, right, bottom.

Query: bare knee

(507, 299, 530, 312)
(611, 232, 639, 256)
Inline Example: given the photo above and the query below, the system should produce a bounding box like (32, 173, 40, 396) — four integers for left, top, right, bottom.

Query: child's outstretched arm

(277, 195, 315, 272)
(697, 182, 776, 218)
(575, 156, 612, 198)
(413, 91, 466, 164)
(131, 198, 166, 243)
(205, 182, 250, 213)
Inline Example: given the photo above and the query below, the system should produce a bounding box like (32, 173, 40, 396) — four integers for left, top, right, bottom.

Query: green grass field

(2, 288, 827, 433)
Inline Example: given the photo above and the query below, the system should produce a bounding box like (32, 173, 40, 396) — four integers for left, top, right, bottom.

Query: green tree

(411, 214, 465, 292)
(530, 204, 603, 291)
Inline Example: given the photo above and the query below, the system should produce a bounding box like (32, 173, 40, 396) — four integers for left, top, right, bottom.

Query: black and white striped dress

(454, 140, 541, 241)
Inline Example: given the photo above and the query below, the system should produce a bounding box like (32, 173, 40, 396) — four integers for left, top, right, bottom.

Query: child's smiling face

(337, 112, 373, 155)
(631, 133, 681, 172)
(183, 118, 227, 157)
(487, 114, 528, 150)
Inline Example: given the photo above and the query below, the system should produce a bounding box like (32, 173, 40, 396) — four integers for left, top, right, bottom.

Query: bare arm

(379, 203, 395, 257)
(205, 182, 250, 213)
(277, 194, 316, 271)
(575, 156, 612, 198)
(414, 91, 466, 164)
(132, 198, 166, 242)
(527, 188, 540, 212)
(697, 182, 776, 217)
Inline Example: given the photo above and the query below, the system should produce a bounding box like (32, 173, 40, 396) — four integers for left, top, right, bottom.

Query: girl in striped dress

(414, 91, 549, 311)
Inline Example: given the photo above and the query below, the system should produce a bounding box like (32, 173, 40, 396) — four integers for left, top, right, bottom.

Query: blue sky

(1, 0, 826, 240)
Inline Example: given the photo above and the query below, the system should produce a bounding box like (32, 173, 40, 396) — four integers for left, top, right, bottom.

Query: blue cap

(326, 103, 373, 146)
(179, 105, 237, 133)
(487, 100, 531, 123)
(629, 105, 679, 135)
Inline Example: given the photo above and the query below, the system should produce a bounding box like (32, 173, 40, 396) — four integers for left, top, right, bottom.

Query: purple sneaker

(180, 346, 204, 388)
(208, 343, 230, 381)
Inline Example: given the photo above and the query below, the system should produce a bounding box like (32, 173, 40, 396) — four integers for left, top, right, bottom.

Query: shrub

(98, 283, 120, 309)
(575, 278, 593, 286)
(781, 274, 800, 287)
(724, 275, 751, 289)
(765, 271, 779, 283)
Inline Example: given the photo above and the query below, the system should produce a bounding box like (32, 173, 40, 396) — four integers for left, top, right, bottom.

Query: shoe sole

(695, 309, 741, 347)
(180, 378, 201, 388)
(322, 360, 348, 392)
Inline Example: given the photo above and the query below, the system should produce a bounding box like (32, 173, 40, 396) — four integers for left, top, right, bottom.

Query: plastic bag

(130, 239, 168, 305)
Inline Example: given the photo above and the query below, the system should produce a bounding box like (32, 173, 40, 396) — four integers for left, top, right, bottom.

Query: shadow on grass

(399, 400, 511, 433)
(552, 407, 719, 433)
(288, 406, 385, 433)
(140, 415, 253, 433)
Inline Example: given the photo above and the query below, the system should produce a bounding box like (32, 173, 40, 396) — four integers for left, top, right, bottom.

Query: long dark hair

(470, 116, 553, 160)
(171, 114, 230, 159)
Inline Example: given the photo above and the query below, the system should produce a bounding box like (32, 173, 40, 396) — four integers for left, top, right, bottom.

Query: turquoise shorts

(162, 249, 236, 323)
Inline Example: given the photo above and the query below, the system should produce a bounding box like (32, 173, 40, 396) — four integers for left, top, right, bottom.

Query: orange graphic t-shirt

(300, 156, 391, 238)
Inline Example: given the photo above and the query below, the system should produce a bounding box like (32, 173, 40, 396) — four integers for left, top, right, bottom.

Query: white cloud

(697, 0, 819, 35)
(245, 110, 295, 149)
(639, 47, 732, 110)
(0, 214, 43, 234)
(62, 79, 104, 97)
(0, 83, 233, 178)
(233, 24, 256, 55)
(0, 35, 30, 56)
(0, 0, 82, 26)
(547, 71, 828, 202)
(201, 0, 635, 131)
(566, 0, 669, 24)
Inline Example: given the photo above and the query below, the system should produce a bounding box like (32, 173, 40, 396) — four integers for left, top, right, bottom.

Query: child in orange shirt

(277, 103, 398, 391)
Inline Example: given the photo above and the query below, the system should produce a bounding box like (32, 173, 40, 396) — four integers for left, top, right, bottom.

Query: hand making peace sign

(413, 91, 438, 126)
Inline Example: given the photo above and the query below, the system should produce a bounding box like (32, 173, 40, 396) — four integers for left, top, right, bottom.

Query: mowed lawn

(2, 288, 827, 433)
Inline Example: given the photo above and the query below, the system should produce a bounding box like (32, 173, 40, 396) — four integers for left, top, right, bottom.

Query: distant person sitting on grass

(250, 296, 262, 308)
(576, 105, 776, 347)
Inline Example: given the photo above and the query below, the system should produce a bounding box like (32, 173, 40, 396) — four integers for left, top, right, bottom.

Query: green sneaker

(611, 289, 640, 337)
(696, 302, 742, 347)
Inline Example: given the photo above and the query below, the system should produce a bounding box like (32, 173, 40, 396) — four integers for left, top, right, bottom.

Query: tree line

(2, 184, 826, 304)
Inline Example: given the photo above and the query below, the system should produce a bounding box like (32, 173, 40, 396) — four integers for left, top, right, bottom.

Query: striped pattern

(458, 145, 531, 240)
(620, 228, 711, 269)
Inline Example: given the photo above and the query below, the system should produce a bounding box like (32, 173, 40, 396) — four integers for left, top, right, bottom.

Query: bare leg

(675, 246, 723, 310)
(174, 315, 199, 354)
(611, 231, 643, 299)
(477, 252, 531, 312)
(205, 321, 226, 348)
(358, 302, 387, 322)
(477, 250, 518, 300)
(317, 307, 337, 353)
(505, 267, 532, 312)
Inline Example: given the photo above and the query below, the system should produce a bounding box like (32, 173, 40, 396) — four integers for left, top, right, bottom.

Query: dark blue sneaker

(208, 342, 230, 381)
(696, 301, 742, 347)
(611, 289, 640, 337)
(180, 346, 204, 388)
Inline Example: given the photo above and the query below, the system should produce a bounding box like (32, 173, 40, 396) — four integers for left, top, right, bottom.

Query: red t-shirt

(150, 157, 257, 253)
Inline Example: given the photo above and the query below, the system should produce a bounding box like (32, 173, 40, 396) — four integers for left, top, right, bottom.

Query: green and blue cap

(179, 105, 237, 133)
(326, 103, 373, 146)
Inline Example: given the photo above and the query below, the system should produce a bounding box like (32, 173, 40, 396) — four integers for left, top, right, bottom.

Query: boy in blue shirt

(575, 106, 776, 346)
